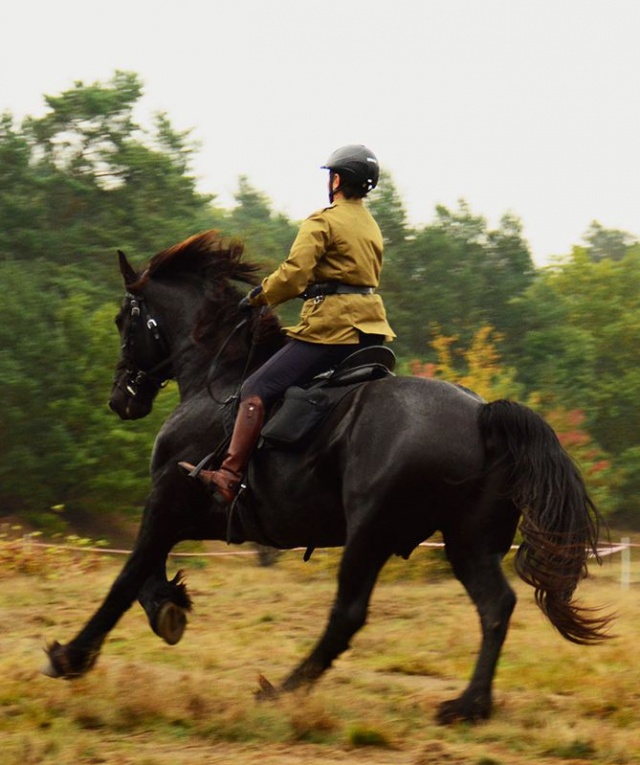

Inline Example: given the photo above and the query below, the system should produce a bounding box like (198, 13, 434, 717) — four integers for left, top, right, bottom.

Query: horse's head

(109, 250, 174, 420)
(108, 230, 285, 419)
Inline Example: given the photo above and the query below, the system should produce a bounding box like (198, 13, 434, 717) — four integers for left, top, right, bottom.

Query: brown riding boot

(179, 395, 265, 503)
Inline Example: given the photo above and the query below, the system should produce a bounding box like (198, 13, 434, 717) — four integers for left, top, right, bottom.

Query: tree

(513, 245, 640, 518)
(411, 325, 522, 401)
(508, 276, 598, 404)
(0, 112, 42, 258)
(367, 169, 410, 248)
(583, 220, 637, 262)
(0, 72, 226, 527)
(1, 71, 221, 282)
(0, 261, 98, 521)
(229, 175, 297, 270)
(0, 260, 179, 526)
(5, 70, 637, 528)
(227, 176, 299, 325)
(541, 406, 622, 517)
(382, 200, 535, 360)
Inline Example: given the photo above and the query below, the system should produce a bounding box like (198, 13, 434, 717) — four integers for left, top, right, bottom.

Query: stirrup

(179, 463, 242, 504)
(209, 478, 241, 505)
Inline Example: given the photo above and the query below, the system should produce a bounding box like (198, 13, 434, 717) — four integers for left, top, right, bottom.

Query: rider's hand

(238, 286, 264, 312)
(248, 285, 263, 302)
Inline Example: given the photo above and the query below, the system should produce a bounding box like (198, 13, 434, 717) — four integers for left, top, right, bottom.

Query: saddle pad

(260, 349, 396, 450)
(260, 372, 393, 449)
(260, 386, 356, 448)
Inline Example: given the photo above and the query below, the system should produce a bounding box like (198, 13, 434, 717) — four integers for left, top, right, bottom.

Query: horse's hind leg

(437, 541, 516, 724)
(264, 532, 391, 695)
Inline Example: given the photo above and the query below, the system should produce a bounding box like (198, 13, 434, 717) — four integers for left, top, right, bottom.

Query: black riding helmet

(322, 144, 379, 195)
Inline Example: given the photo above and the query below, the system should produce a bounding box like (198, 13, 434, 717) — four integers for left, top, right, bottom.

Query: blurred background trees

(1, 72, 638, 532)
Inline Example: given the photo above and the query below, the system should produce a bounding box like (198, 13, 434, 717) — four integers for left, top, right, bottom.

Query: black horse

(44, 231, 611, 723)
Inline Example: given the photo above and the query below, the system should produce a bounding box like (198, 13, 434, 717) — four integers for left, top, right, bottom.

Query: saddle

(259, 346, 396, 449)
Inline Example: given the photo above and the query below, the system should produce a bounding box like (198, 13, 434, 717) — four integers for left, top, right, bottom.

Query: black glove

(238, 285, 263, 312)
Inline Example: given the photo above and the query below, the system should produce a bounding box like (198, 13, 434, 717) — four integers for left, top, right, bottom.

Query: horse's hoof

(255, 674, 279, 701)
(436, 695, 492, 725)
(41, 639, 99, 680)
(41, 641, 63, 679)
(41, 657, 60, 678)
(155, 601, 187, 645)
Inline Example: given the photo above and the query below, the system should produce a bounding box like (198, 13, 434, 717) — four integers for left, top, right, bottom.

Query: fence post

(621, 537, 631, 590)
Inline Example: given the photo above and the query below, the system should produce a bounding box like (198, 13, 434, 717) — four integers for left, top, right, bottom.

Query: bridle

(114, 290, 266, 413)
(116, 292, 174, 403)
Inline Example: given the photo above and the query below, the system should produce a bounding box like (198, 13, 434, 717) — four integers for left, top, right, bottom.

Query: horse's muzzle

(109, 388, 153, 420)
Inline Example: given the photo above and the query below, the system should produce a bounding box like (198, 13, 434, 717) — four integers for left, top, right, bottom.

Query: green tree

(382, 200, 535, 359)
(513, 245, 640, 517)
(227, 175, 299, 325)
(0, 261, 95, 522)
(229, 175, 297, 272)
(0, 72, 227, 527)
(368, 169, 410, 248)
(1, 71, 221, 283)
(509, 277, 598, 404)
(0, 260, 178, 526)
(0, 112, 42, 258)
(582, 220, 637, 262)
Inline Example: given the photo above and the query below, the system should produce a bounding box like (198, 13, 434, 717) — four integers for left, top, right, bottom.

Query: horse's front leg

(138, 567, 192, 646)
(43, 492, 181, 679)
(258, 531, 391, 697)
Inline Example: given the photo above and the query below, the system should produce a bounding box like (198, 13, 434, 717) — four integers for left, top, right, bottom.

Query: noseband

(117, 292, 174, 402)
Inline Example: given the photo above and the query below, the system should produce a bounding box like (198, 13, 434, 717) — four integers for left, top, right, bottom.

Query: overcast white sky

(2, 0, 638, 264)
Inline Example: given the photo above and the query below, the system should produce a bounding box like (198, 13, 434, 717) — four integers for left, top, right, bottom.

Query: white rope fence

(13, 536, 637, 588)
(16, 538, 453, 558)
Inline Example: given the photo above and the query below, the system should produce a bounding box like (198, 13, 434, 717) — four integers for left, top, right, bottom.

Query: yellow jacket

(250, 198, 395, 344)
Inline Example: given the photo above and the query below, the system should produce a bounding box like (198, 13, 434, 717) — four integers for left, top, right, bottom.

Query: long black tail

(479, 399, 612, 644)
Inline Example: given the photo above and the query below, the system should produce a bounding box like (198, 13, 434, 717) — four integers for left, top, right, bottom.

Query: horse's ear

(118, 250, 137, 287)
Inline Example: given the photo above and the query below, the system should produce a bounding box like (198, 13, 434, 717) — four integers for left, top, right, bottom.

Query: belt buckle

(313, 294, 325, 305)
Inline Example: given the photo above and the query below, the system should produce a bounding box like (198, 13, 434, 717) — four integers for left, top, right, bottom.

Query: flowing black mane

(129, 230, 283, 361)
(129, 230, 261, 289)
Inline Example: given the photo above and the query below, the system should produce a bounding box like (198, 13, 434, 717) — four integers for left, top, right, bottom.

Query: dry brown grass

(1, 538, 639, 764)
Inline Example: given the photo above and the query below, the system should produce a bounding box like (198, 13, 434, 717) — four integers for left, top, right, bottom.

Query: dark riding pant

(240, 334, 384, 407)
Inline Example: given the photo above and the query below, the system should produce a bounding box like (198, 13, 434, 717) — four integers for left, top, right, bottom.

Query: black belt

(300, 281, 375, 300)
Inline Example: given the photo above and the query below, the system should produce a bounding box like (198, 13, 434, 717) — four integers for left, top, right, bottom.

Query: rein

(205, 307, 267, 406)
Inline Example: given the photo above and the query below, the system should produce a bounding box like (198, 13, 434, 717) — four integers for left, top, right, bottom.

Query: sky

(2, 0, 638, 264)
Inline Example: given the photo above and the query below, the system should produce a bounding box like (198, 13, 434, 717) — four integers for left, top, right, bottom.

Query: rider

(180, 144, 395, 502)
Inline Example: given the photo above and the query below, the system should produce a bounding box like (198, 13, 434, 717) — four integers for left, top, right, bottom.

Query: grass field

(1, 533, 639, 765)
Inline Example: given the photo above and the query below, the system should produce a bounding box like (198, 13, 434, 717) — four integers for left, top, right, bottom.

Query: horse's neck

(175, 331, 284, 404)
(169, 326, 260, 401)
(151, 281, 285, 401)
